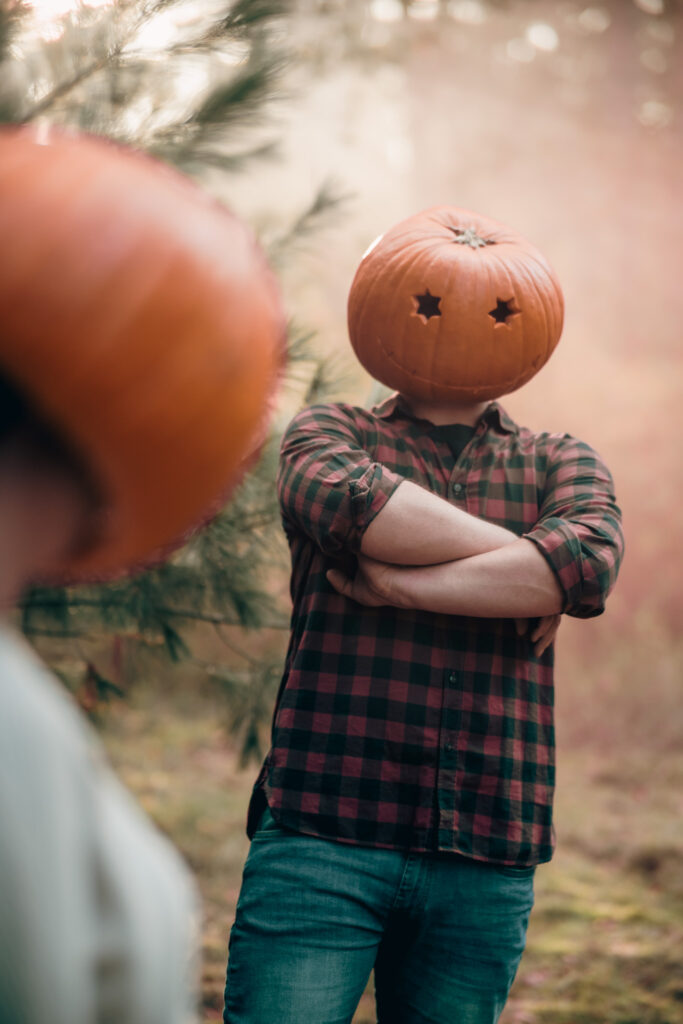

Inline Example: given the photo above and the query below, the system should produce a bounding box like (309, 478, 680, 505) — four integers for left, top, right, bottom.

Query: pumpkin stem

(448, 226, 495, 249)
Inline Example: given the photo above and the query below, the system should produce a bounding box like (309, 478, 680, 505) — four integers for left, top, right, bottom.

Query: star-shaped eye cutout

(414, 289, 442, 321)
(488, 297, 520, 325)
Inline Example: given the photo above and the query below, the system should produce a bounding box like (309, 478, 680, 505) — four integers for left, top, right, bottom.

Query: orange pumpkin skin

(0, 125, 286, 580)
(347, 206, 564, 403)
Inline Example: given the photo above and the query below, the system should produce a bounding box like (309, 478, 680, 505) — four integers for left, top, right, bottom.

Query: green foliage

(0, 0, 292, 169)
(221, 0, 290, 34)
(0, 1, 24, 62)
(3, 0, 345, 762)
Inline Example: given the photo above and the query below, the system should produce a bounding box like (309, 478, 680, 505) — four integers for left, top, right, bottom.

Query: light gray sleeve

(0, 628, 199, 1024)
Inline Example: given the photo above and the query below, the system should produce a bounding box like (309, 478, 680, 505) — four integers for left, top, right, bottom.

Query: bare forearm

(388, 539, 564, 617)
(361, 480, 517, 565)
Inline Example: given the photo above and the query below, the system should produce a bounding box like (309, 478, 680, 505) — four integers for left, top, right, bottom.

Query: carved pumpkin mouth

(373, 320, 537, 396)
(375, 332, 458, 388)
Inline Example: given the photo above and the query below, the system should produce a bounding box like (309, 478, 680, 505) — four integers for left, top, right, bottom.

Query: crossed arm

(278, 404, 624, 656)
(325, 481, 564, 654)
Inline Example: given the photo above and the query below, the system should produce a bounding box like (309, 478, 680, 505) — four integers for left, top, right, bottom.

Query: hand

(326, 555, 400, 607)
(515, 614, 562, 657)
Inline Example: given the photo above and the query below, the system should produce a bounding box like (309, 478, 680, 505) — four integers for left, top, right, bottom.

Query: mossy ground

(100, 686, 683, 1024)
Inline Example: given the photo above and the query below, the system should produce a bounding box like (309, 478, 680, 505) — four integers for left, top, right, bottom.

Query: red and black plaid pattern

(248, 395, 624, 866)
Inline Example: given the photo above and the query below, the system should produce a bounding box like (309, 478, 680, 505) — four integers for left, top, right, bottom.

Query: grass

(99, 663, 683, 1024)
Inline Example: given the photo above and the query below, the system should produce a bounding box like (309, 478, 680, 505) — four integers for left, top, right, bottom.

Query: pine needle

(0, 0, 26, 62)
(192, 55, 283, 129)
(221, 0, 291, 35)
(268, 179, 352, 264)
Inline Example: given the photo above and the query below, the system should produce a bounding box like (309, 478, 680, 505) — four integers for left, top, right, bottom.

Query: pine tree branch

(19, 0, 186, 121)
(19, 596, 123, 611)
(160, 0, 290, 55)
(268, 180, 352, 265)
(28, 54, 111, 119)
(0, 0, 26, 63)
(220, 0, 291, 35)
(189, 57, 282, 130)
(21, 33, 129, 120)
(286, 325, 318, 362)
(212, 56, 283, 122)
(21, 627, 88, 639)
(19, 595, 289, 631)
(177, 140, 279, 174)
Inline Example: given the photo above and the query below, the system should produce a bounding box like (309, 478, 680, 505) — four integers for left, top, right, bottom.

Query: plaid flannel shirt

(248, 394, 624, 866)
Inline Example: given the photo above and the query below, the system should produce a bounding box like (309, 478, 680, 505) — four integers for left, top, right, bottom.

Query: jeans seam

(391, 854, 418, 911)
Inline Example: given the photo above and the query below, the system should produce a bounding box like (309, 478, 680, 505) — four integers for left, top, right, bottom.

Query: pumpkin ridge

(522, 249, 564, 356)
(351, 233, 427, 339)
(391, 245, 431, 363)
(395, 244, 438, 373)
(417, 248, 448, 395)
(495, 254, 527, 386)
(352, 237, 429, 369)
(510, 250, 552, 372)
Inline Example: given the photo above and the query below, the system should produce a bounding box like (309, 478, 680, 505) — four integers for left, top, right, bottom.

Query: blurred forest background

(2, 0, 682, 1021)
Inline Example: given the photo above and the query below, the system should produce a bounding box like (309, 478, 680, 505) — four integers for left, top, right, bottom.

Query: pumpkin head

(347, 206, 564, 402)
(0, 125, 286, 580)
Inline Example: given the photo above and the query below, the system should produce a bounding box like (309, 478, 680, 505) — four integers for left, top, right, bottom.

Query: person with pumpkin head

(223, 207, 625, 1024)
(0, 126, 284, 1024)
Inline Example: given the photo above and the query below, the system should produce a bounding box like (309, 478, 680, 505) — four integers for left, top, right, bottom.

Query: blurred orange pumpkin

(0, 125, 285, 580)
(347, 206, 564, 403)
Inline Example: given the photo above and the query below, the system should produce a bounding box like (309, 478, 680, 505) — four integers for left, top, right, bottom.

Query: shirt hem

(258, 783, 553, 869)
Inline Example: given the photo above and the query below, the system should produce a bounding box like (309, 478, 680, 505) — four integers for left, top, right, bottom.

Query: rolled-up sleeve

(523, 436, 624, 619)
(277, 404, 404, 556)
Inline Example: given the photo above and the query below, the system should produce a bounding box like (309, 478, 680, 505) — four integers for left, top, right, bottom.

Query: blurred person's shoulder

(0, 622, 98, 775)
(0, 622, 199, 1024)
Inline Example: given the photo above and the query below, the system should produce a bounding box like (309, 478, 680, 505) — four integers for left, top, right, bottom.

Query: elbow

(564, 537, 624, 619)
(526, 514, 624, 620)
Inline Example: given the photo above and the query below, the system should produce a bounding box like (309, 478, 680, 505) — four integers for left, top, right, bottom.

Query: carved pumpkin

(0, 125, 285, 579)
(347, 206, 564, 402)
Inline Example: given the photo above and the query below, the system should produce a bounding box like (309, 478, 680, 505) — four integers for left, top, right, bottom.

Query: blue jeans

(224, 806, 535, 1024)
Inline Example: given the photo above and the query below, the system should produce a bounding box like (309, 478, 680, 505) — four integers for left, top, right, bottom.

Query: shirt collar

(371, 392, 518, 435)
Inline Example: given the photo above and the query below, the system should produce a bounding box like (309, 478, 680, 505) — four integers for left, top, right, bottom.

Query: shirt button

(445, 742, 454, 753)
(448, 672, 457, 684)
(453, 483, 463, 495)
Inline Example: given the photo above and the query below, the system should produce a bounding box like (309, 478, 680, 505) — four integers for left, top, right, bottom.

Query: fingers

(515, 614, 560, 656)
(531, 614, 560, 643)
(326, 569, 349, 596)
(532, 614, 562, 656)
(534, 631, 555, 657)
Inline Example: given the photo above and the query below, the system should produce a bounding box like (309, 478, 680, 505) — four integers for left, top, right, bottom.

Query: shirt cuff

(346, 463, 404, 554)
(523, 516, 602, 619)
